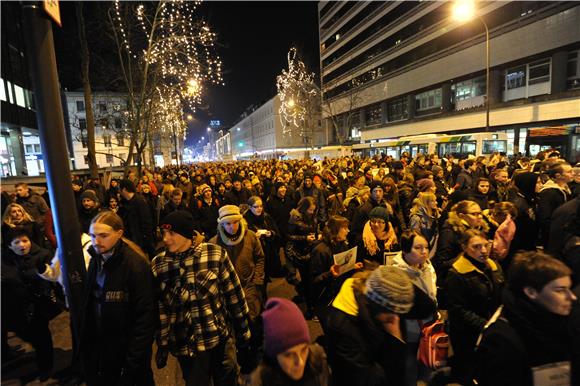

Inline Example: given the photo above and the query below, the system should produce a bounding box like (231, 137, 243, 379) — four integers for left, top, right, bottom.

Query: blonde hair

(2, 203, 35, 226)
(410, 192, 437, 216)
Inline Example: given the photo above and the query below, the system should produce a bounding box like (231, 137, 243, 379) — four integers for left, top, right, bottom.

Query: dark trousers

(13, 316, 53, 373)
(177, 337, 238, 386)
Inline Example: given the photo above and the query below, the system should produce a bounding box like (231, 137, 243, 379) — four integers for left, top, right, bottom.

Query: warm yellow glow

(287, 99, 295, 108)
(186, 114, 193, 121)
(452, 0, 475, 22)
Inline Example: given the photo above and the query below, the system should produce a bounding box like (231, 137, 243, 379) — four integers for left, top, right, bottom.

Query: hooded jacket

(537, 179, 572, 248)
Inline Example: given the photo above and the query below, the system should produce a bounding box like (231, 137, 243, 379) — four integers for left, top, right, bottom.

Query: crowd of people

(1, 148, 579, 386)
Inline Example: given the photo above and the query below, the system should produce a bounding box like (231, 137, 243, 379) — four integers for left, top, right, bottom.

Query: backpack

(417, 319, 449, 370)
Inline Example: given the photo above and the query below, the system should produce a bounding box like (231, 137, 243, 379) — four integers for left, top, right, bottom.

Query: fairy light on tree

(109, 0, 222, 172)
(276, 48, 318, 138)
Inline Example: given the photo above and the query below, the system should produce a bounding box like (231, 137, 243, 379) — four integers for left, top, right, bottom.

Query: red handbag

(417, 319, 449, 370)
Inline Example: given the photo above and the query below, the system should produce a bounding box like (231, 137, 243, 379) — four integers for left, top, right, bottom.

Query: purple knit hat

(262, 298, 310, 358)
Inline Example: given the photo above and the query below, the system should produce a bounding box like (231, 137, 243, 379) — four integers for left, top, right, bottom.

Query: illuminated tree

(108, 0, 222, 173)
(276, 48, 318, 143)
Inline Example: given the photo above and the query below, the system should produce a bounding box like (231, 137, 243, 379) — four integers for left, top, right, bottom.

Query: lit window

(13, 84, 26, 107)
(0, 78, 6, 102)
(506, 66, 526, 89)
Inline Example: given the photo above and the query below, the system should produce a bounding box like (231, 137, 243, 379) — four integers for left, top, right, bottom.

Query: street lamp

(452, 0, 490, 131)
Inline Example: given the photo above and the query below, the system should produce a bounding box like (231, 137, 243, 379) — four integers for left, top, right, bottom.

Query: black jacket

(509, 192, 539, 252)
(224, 187, 252, 206)
(537, 181, 571, 248)
(192, 197, 220, 240)
(325, 278, 407, 386)
(310, 240, 350, 308)
(445, 255, 504, 359)
(1, 242, 53, 328)
(80, 240, 156, 386)
(265, 194, 295, 241)
(119, 193, 155, 257)
(476, 288, 580, 386)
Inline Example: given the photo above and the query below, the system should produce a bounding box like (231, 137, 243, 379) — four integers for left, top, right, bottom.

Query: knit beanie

(81, 189, 99, 203)
(218, 205, 243, 224)
(431, 165, 443, 175)
(416, 178, 435, 192)
(160, 210, 195, 239)
(274, 181, 287, 193)
(365, 266, 414, 314)
(199, 184, 212, 194)
(369, 181, 384, 193)
(262, 298, 310, 358)
(369, 206, 389, 223)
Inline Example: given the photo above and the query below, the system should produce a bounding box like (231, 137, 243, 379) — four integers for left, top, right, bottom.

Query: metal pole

(22, 3, 86, 339)
(482, 18, 490, 132)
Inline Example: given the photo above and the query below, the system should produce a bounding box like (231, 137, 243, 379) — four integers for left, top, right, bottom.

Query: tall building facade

(1, 3, 40, 177)
(318, 1, 580, 158)
(230, 95, 325, 160)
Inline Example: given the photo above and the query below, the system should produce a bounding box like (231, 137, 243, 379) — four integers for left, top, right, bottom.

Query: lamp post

(453, 0, 490, 131)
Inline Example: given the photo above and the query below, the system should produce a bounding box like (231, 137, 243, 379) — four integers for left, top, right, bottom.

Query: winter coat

(295, 184, 327, 224)
(476, 288, 580, 386)
(192, 197, 220, 240)
(409, 207, 439, 248)
(286, 209, 317, 259)
(1, 220, 46, 251)
(224, 187, 252, 207)
(245, 210, 282, 277)
(80, 240, 156, 386)
(492, 215, 516, 262)
(546, 196, 579, 259)
(159, 199, 187, 222)
(444, 254, 504, 381)
(351, 198, 387, 238)
(78, 206, 101, 234)
(455, 170, 474, 191)
(210, 222, 265, 320)
(537, 180, 571, 248)
(266, 194, 295, 241)
(1, 242, 54, 329)
(325, 277, 407, 386)
(248, 344, 330, 386)
(310, 240, 350, 309)
(509, 191, 538, 252)
(119, 193, 155, 257)
(15, 191, 49, 231)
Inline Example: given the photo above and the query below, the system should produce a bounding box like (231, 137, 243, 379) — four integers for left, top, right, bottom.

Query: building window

(84, 155, 89, 164)
(13, 84, 26, 107)
(98, 102, 107, 113)
(100, 118, 108, 129)
(103, 135, 112, 147)
(506, 65, 526, 89)
(79, 118, 87, 131)
(528, 59, 550, 85)
(116, 133, 124, 146)
(452, 76, 486, 102)
(0, 78, 6, 102)
(34, 144, 41, 153)
(25, 144, 34, 153)
(415, 88, 442, 111)
(106, 154, 114, 163)
(114, 117, 122, 129)
(364, 103, 382, 126)
(387, 97, 408, 122)
(76, 100, 85, 112)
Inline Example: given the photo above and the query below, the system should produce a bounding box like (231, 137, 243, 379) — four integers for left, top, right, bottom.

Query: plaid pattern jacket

(151, 242, 251, 357)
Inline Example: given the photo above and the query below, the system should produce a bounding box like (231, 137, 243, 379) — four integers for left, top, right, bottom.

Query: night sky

(53, 1, 320, 148)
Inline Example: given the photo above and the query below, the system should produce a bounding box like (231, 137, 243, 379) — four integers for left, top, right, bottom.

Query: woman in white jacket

(387, 230, 438, 386)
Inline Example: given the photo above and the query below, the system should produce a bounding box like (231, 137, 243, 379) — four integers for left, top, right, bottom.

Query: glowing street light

(201, 136, 205, 140)
(186, 114, 193, 121)
(207, 127, 211, 132)
(452, 0, 490, 131)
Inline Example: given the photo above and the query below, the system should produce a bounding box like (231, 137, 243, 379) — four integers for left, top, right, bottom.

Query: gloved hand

(156, 346, 169, 369)
(237, 344, 257, 375)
